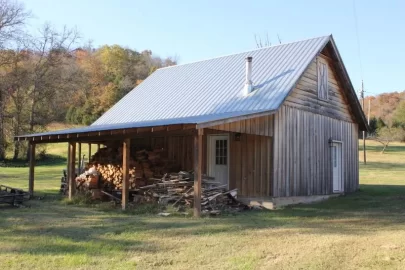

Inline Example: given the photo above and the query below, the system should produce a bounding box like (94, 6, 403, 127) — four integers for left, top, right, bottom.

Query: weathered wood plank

(260, 136, 267, 196)
(209, 115, 274, 137)
(273, 105, 359, 197)
(255, 135, 261, 196)
(88, 143, 92, 161)
(194, 129, 203, 217)
(122, 138, 130, 210)
(247, 134, 255, 196)
(68, 142, 76, 200)
(78, 143, 82, 174)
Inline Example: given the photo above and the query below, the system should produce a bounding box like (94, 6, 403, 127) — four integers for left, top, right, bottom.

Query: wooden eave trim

(196, 110, 276, 129)
(13, 123, 198, 144)
(327, 40, 369, 131)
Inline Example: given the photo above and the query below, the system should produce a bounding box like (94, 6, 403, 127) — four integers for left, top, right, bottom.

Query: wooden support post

(97, 144, 100, 152)
(67, 143, 70, 183)
(194, 129, 203, 217)
(78, 143, 82, 173)
(88, 143, 92, 162)
(68, 142, 76, 200)
(122, 138, 130, 210)
(28, 142, 36, 196)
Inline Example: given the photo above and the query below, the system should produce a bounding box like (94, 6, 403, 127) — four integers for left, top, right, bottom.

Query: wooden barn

(16, 35, 368, 215)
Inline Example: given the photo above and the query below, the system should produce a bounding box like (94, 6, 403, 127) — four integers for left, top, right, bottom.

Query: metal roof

(19, 35, 361, 140)
(93, 35, 330, 126)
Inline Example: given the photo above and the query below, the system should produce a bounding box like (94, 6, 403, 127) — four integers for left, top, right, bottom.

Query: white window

(215, 139, 227, 165)
(317, 59, 329, 100)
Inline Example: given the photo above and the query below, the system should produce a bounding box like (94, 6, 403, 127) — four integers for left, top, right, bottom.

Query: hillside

(364, 91, 405, 123)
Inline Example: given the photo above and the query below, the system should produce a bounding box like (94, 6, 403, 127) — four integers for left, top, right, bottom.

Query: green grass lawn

(1, 141, 405, 269)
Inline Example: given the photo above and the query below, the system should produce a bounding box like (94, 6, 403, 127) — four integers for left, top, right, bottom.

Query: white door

(332, 142, 343, 193)
(208, 135, 229, 187)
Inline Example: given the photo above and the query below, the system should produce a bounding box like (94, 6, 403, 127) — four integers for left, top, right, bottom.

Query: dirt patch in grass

(0, 174, 12, 179)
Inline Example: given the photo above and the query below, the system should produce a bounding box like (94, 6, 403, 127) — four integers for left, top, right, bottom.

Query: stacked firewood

(91, 147, 121, 165)
(95, 164, 146, 190)
(90, 147, 181, 190)
(138, 171, 248, 214)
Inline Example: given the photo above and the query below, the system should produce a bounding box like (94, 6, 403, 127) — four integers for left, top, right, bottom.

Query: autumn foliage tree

(0, 0, 176, 160)
(65, 46, 175, 125)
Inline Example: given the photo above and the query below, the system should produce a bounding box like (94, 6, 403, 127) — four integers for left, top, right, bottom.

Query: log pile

(95, 164, 144, 190)
(89, 147, 180, 190)
(138, 171, 248, 214)
(73, 146, 249, 214)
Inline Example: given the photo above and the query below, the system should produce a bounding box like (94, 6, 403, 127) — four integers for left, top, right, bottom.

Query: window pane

(224, 156, 227, 165)
(318, 62, 328, 100)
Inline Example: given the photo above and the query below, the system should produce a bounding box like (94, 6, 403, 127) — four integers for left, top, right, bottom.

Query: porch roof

(15, 109, 273, 143)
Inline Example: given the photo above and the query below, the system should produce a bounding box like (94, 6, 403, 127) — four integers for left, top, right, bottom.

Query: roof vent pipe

(244, 56, 253, 95)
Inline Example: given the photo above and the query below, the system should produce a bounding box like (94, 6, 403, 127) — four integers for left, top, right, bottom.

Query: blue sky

(22, 0, 405, 95)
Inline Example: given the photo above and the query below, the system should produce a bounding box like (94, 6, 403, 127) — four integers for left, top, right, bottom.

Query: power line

(353, 0, 363, 80)
(353, 0, 367, 164)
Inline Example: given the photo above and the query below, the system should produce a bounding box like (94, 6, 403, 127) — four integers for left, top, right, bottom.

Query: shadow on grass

(359, 161, 405, 171)
(0, 154, 66, 168)
(360, 143, 405, 154)
(2, 184, 405, 256)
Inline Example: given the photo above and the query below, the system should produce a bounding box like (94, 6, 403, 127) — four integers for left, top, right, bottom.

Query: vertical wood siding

(131, 133, 196, 171)
(229, 133, 272, 197)
(131, 129, 273, 197)
(167, 135, 194, 170)
(284, 55, 355, 123)
(273, 105, 359, 197)
(204, 129, 272, 197)
(209, 115, 274, 136)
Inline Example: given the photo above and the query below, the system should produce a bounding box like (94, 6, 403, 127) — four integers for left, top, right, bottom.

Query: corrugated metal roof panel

(92, 35, 331, 126)
(16, 35, 335, 140)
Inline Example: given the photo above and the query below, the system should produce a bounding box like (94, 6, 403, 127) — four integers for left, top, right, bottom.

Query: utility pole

(361, 80, 366, 165)
(368, 98, 371, 125)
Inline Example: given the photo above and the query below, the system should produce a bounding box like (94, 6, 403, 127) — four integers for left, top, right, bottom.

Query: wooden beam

(197, 111, 276, 129)
(122, 138, 130, 210)
(97, 144, 100, 152)
(28, 142, 35, 196)
(14, 126, 198, 144)
(78, 143, 82, 174)
(137, 127, 152, 133)
(166, 124, 183, 131)
(88, 143, 92, 161)
(151, 126, 167, 132)
(193, 128, 203, 217)
(68, 142, 76, 200)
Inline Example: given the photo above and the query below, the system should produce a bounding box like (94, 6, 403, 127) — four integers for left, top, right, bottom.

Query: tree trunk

(381, 141, 389, 154)
(26, 99, 36, 161)
(13, 141, 20, 160)
(0, 91, 5, 160)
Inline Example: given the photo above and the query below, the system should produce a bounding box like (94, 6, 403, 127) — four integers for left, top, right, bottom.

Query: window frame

(317, 58, 329, 101)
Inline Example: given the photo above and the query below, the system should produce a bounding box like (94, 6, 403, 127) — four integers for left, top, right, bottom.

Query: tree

(392, 100, 405, 128)
(1, 23, 80, 159)
(0, 0, 30, 160)
(368, 116, 377, 135)
(373, 126, 405, 153)
(65, 45, 177, 126)
(376, 117, 386, 129)
(25, 24, 79, 134)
